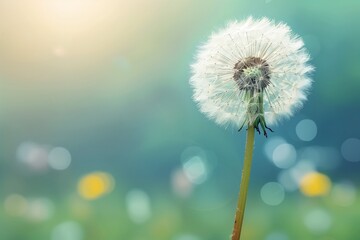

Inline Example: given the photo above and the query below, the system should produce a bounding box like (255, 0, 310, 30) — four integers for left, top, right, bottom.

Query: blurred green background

(1, 0, 360, 239)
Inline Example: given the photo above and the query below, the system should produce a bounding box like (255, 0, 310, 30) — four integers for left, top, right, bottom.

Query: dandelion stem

(231, 125, 255, 240)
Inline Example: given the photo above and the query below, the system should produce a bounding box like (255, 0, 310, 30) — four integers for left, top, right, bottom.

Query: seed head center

(243, 67, 262, 79)
(233, 57, 271, 91)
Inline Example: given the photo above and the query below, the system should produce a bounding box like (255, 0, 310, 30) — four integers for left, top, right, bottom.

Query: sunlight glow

(45, 0, 99, 20)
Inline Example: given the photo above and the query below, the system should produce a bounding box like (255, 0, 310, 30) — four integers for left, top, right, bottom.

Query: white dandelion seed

(190, 17, 313, 136)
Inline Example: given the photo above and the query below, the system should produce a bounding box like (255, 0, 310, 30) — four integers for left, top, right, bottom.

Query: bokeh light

(171, 168, 193, 198)
(304, 208, 332, 234)
(272, 143, 297, 169)
(4, 194, 55, 221)
(264, 136, 287, 160)
(25, 197, 54, 222)
(181, 146, 215, 185)
(51, 221, 83, 240)
(341, 138, 360, 162)
(260, 182, 285, 206)
(16, 142, 49, 171)
(296, 119, 317, 141)
(300, 172, 331, 197)
(48, 147, 72, 170)
(126, 189, 152, 224)
(77, 172, 115, 200)
(182, 156, 207, 184)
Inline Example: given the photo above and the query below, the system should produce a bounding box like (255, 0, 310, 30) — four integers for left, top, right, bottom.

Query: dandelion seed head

(190, 17, 313, 129)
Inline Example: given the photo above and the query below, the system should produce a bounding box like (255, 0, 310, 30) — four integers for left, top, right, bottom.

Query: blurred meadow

(1, 0, 360, 239)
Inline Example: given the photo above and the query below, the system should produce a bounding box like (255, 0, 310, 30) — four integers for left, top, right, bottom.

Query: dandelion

(190, 17, 313, 137)
(189, 17, 313, 240)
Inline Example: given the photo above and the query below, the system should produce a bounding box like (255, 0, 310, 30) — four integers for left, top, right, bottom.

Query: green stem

(231, 126, 255, 240)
